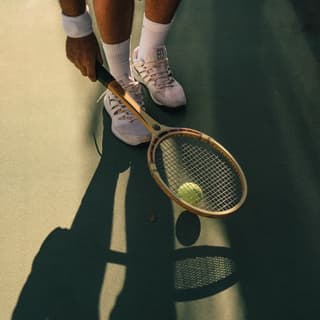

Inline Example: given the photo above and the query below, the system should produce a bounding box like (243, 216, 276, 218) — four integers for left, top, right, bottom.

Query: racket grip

(95, 62, 114, 86)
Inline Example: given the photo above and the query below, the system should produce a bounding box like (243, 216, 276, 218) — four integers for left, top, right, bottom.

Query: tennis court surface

(1, 1, 319, 319)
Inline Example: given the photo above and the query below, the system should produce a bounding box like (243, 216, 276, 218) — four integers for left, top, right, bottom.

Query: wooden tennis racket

(95, 63, 247, 217)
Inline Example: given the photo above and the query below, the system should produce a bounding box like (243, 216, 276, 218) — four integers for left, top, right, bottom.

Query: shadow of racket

(107, 245, 238, 301)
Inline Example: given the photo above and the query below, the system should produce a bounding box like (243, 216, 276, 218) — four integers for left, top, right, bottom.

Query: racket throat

(108, 80, 162, 134)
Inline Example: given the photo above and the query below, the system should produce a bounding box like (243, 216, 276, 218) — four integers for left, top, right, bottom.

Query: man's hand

(66, 33, 102, 81)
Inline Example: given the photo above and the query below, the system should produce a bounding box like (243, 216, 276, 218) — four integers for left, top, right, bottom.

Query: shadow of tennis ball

(175, 211, 201, 246)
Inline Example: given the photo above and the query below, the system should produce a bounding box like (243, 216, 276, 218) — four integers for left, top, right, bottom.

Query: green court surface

(1, 1, 319, 319)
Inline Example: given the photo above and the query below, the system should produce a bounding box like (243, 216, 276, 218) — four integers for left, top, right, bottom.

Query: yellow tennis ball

(177, 182, 203, 205)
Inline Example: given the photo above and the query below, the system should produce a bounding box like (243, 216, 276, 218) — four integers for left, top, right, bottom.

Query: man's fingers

(74, 60, 88, 77)
(86, 58, 96, 82)
(65, 34, 102, 81)
(86, 52, 104, 81)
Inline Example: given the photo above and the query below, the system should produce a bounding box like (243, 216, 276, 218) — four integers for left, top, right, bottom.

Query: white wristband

(62, 8, 93, 38)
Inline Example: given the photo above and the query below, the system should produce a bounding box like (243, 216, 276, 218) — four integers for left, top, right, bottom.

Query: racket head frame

(147, 127, 248, 217)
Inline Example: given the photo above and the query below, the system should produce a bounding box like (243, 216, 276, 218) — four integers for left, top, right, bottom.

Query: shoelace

(142, 59, 175, 89)
(97, 79, 144, 122)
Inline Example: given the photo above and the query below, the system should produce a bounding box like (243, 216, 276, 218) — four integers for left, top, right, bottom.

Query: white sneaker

(131, 46, 186, 108)
(102, 79, 151, 146)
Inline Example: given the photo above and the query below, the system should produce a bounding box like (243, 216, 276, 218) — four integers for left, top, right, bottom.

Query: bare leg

(93, 0, 134, 44)
(93, 0, 150, 146)
(93, 0, 135, 81)
(145, 0, 181, 24)
(137, 0, 182, 60)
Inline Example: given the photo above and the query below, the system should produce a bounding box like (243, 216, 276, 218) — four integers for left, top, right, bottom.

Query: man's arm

(58, 0, 102, 81)
(59, 0, 86, 17)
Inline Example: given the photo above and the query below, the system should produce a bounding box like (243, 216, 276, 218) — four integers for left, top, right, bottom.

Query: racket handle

(95, 60, 160, 133)
(95, 62, 114, 86)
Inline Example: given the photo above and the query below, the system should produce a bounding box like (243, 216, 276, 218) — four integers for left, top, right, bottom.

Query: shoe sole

(107, 112, 151, 146)
(111, 124, 151, 146)
(103, 93, 151, 146)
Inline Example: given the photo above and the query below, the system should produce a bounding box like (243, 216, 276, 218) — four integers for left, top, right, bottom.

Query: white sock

(138, 14, 172, 60)
(102, 39, 131, 83)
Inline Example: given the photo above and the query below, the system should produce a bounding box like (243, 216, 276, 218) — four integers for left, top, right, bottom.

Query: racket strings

(155, 135, 244, 212)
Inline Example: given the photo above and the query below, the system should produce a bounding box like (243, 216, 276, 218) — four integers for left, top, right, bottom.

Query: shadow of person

(12, 109, 176, 320)
(108, 129, 177, 320)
